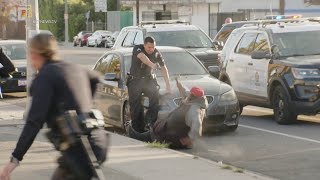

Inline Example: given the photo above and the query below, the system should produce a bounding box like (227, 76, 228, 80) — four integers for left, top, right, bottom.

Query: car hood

(185, 47, 220, 55)
(279, 55, 320, 68)
(156, 75, 232, 97)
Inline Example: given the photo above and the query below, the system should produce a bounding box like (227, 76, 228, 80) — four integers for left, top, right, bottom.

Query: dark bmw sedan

(0, 40, 27, 93)
(93, 46, 240, 132)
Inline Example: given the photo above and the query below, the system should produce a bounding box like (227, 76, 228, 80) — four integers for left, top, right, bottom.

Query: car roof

(266, 23, 320, 33)
(115, 46, 187, 56)
(0, 40, 26, 45)
(123, 24, 200, 32)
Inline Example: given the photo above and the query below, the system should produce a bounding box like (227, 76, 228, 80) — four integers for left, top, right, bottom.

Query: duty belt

(130, 74, 156, 80)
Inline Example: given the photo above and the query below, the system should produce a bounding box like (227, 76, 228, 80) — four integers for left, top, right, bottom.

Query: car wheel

(80, 41, 83, 47)
(73, 41, 77, 47)
(104, 42, 108, 48)
(123, 102, 132, 134)
(272, 86, 297, 124)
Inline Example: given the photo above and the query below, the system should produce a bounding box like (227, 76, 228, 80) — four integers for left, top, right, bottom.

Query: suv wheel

(272, 86, 297, 124)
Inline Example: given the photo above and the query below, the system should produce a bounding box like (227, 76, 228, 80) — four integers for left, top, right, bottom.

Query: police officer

(0, 34, 104, 180)
(128, 36, 172, 133)
(0, 48, 15, 78)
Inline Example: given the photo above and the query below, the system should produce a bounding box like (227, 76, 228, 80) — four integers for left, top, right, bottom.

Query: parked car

(73, 31, 92, 46)
(217, 18, 320, 124)
(103, 31, 120, 48)
(93, 46, 240, 133)
(0, 40, 27, 93)
(112, 20, 221, 68)
(87, 30, 112, 47)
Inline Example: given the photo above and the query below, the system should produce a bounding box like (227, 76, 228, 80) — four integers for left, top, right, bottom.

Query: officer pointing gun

(127, 36, 172, 133)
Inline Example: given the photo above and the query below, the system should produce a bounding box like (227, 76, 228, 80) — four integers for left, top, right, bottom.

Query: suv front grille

(173, 95, 214, 106)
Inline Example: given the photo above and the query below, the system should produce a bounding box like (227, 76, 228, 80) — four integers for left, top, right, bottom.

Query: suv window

(236, 33, 257, 55)
(215, 25, 236, 44)
(133, 31, 144, 45)
(254, 33, 270, 53)
(123, 31, 137, 47)
(95, 54, 113, 74)
(146, 30, 212, 48)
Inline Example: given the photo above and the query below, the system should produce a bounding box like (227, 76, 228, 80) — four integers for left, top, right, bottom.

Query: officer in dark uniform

(128, 36, 172, 133)
(0, 48, 15, 78)
(0, 34, 105, 180)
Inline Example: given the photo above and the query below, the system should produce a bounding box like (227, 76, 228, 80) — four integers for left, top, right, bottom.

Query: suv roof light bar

(240, 17, 320, 28)
(139, 20, 190, 26)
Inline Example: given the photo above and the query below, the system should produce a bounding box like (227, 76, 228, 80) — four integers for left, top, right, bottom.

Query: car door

(122, 30, 137, 48)
(252, 33, 271, 99)
(94, 53, 113, 119)
(88, 32, 95, 45)
(95, 53, 124, 125)
(227, 32, 258, 97)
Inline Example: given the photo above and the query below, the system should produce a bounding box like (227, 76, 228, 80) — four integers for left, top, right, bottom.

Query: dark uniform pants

(128, 77, 159, 132)
(51, 142, 95, 180)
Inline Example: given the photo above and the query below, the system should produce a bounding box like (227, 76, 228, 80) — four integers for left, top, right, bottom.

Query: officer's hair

(29, 33, 60, 61)
(144, 36, 155, 44)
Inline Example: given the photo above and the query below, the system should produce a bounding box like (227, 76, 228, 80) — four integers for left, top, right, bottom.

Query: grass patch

(146, 141, 169, 148)
(234, 168, 244, 173)
(221, 165, 232, 170)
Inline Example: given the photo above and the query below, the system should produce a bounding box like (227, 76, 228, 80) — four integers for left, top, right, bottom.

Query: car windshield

(124, 51, 208, 76)
(272, 30, 320, 57)
(146, 30, 213, 48)
(0, 43, 26, 60)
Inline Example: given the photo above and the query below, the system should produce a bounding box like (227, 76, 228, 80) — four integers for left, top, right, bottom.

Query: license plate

(18, 80, 27, 86)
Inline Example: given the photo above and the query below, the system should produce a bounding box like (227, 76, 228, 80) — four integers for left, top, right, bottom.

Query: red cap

(190, 86, 204, 97)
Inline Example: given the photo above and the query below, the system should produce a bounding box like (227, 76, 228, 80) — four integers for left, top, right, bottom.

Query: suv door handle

(248, 62, 253, 66)
(229, 59, 234, 62)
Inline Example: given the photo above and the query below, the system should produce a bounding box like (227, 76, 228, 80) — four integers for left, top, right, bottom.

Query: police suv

(218, 18, 320, 124)
(113, 20, 220, 68)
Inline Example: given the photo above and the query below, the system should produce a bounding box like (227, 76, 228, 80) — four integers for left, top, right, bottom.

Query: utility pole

(26, 0, 39, 115)
(136, 0, 139, 25)
(279, 0, 285, 15)
(64, 0, 69, 44)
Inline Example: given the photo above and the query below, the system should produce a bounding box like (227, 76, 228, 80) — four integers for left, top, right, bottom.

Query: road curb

(107, 132, 277, 180)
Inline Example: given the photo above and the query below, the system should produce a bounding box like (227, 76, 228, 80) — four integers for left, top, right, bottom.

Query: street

(3, 46, 320, 180)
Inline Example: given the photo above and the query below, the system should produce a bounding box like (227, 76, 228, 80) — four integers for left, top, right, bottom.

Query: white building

(121, 0, 320, 38)
(121, 0, 281, 37)
(285, 0, 320, 17)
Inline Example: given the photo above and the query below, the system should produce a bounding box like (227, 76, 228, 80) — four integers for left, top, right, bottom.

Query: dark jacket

(12, 61, 100, 161)
(153, 96, 208, 148)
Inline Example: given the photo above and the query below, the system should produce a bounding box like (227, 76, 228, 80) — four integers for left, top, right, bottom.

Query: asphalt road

(4, 46, 320, 180)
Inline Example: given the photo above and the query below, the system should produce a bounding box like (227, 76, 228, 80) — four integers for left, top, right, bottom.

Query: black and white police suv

(112, 20, 220, 68)
(216, 18, 320, 124)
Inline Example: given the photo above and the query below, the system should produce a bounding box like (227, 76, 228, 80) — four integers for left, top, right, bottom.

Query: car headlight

(292, 68, 320, 79)
(220, 90, 236, 102)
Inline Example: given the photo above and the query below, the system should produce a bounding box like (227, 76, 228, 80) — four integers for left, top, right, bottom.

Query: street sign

(27, 5, 32, 17)
(85, 11, 90, 19)
(95, 0, 107, 12)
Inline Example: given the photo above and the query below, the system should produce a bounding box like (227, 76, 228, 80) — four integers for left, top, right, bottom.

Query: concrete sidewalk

(0, 101, 275, 180)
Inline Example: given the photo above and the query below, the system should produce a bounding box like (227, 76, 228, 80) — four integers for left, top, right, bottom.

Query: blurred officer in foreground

(127, 36, 172, 133)
(0, 34, 107, 180)
(126, 77, 208, 149)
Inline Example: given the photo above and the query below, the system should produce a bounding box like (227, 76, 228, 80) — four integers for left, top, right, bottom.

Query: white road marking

(239, 124, 320, 144)
(244, 106, 320, 122)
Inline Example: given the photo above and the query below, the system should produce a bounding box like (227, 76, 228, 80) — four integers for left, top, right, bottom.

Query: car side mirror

(251, 51, 271, 60)
(213, 41, 224, 50)
(208, 66, 220, 78)
(104, 73, 119, 81)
